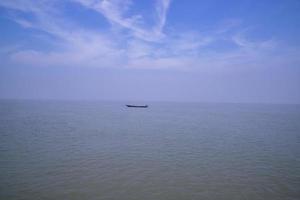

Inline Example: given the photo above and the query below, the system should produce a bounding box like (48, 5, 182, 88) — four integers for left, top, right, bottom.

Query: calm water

(0, 100, 299, 200)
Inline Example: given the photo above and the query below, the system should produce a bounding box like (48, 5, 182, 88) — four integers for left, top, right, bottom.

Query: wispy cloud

(0, 0, 298, 70)
(72, 0, 171, 41)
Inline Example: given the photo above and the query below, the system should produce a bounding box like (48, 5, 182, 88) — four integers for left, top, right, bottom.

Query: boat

(126, 104, 148, 108)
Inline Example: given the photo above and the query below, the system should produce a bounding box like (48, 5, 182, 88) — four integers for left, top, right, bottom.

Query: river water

(0, 100, 299, 199)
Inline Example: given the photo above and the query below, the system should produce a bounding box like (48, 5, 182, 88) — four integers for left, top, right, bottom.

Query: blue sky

(0, 0, 300, 103)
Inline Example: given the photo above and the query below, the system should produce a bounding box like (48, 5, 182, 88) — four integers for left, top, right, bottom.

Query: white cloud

(72, 0, 171, 41)
(0, 0, 298, 70)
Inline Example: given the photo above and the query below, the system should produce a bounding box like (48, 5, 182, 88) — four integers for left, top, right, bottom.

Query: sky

(0, 0, 300, 103)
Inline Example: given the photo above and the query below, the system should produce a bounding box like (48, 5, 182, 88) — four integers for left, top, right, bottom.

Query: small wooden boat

(126, 104, 148, 108)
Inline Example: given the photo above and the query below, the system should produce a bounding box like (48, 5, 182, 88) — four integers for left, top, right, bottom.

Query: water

(0, 100, 299, 200)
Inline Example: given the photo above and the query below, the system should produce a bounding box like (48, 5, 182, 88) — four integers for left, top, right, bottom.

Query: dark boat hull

(126, 105, 148, 108)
